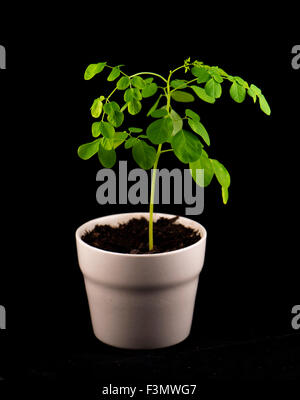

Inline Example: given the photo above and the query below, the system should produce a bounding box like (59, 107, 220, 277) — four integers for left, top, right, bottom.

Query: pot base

(85, 276, 199, 350)
(95, 332, 190, 350)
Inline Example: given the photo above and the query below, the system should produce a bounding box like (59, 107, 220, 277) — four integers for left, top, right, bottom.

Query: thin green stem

(171, 65, 186, 75)
(148, 69, 173, 251)
(170, 77, 199, 93)
(149, 143, 162, 251)
(130, 72, 168, 84)
(166, 70, 172, 112)
(106, 86, 118, 102)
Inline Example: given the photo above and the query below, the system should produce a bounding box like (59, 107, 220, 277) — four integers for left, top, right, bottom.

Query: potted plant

(76, 57, 270, 349)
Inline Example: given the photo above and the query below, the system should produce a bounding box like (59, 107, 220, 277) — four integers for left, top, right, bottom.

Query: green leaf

(191, 66, 210, 83)
(144, 77, 154, 84)
(221, 186, 229, 204)
(205, 78, 222, 99)
(258, 94, 271, 115)
(124, 88, 142, 102)
(124, 88, 134, 102)
(171, 90, 195, 103)
(185, 109, 200, 122)
(99, 121, 115, 139)
(113, 132, 128, 149)
(90, 98, 103, 118)
(233, 76, 248, 88)
(128, 98, 142, 115)
(98, 139, 117, 168)
(142, 82, 158, 98)
(147, 95, 162, 116)
(170, 109, 183, 136)
(107, 66, 121, 82)
(210, 159, 231, 204)
(247, 87, 257, 103)
(129, 127, 143, 133)
(100, 137, 114, 150)
(117, 76, 131, 90)
(170, 79, 188, 89)
(132, 141, 156, 170)
(78, 139, 100, 160)
(103, 102, 124, 128)
(188, 119, 210, 146)
(171, 129, 203, 163)
(189, 151, 214, 187)
(146, 117, 173, 144)
(229, 81, 246, 103)
(211, 159, 230, 188)
(92, 122, 102, 137)
(110, 111, 124, 128)
(213, 67, 229, 78)
(125, 137, 139, 149)
(249, 84, 261, 95)
(150, 108, 168, 118)
(84, 62, 106, 80)
(103, 101, 119, 115)
(210, 70, 224, 83)
(131, 76, 146, 89)
(191, 85, 215, 104)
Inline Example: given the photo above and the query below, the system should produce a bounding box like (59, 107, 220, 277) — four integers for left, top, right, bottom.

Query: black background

(0, 24, 299, 397)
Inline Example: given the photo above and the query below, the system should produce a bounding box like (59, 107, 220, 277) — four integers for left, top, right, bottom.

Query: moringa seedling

(78, 58, 271, 251)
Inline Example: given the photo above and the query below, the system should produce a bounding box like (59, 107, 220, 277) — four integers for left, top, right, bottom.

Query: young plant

(78, 58, 271, 251)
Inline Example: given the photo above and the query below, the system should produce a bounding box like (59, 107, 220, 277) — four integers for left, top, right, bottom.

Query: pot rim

(76, 212, 207, 258)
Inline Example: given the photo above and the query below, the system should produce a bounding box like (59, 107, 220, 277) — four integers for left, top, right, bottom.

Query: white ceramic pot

(75, 212, 207, 349)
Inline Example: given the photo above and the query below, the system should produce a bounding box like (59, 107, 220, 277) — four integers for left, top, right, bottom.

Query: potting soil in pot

(81, 216, 201, 254)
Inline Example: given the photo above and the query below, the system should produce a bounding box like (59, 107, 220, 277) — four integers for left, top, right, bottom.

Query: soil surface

(81, 216, 201, 254)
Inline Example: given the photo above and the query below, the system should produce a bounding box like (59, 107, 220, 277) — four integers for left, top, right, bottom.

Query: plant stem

(148, 143, 162, 251)
(130, 72, 168, 84)
(148, 69, 174, 251)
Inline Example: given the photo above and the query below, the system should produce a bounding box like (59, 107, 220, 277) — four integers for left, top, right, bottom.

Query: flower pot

(75, 212, 207, 349)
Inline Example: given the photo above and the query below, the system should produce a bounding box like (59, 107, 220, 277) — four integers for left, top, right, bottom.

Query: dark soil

(81, 216, 201, 254)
